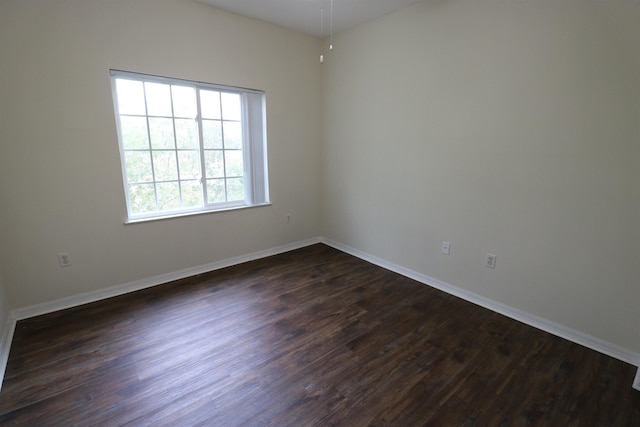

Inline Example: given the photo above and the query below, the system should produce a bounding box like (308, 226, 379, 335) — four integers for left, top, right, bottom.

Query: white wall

(0, 0, 322, 308)
(322, 0, 640, 354)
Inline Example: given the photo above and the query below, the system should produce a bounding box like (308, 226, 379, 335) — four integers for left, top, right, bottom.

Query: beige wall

(0, 1, 9, 336)
(0, 0, 322, 307)
(1, 0, 638, 358)
(322, 0, 640, 353)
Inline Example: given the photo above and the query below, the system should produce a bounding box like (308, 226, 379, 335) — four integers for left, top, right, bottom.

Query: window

(110, 70, 269, 222)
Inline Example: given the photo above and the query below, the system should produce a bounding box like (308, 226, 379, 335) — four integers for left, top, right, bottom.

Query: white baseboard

(11, 237, 321, 321)
(0, 237, 321, 391)
(2, 236, 638, 392)
(0, 314, 17, 392)
(320, 238, 640, 377)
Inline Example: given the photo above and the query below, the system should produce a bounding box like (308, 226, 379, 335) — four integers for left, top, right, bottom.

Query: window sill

(124, 202, 272, 225)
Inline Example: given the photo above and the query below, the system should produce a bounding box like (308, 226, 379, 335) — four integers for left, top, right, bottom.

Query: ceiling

(196, 0, 424, 38)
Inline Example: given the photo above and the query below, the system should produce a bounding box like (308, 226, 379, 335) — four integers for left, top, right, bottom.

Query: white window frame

(110, 70, 269, 222)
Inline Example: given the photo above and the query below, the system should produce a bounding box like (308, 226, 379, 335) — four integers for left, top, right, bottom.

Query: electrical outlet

(441, 241, 450, 255)
(58, 252, 72, 267)
(485, 253, 497, 269)
(286, 213, 293, 224)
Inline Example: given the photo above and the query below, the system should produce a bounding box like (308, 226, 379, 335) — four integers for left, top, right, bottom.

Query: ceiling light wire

(320, 0, 334, 63)
(320, 0, 324, 63)
(320, 0, 324, 64)
(329, 0, 333, 51)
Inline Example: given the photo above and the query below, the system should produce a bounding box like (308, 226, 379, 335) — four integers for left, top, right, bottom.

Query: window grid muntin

(112, 70, 267, 221)
(115, 73, 249, 218)
(119, 79, 202, 215)
(199, 88, 245, 206)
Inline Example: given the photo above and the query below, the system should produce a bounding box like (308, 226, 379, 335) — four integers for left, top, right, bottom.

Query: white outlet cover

(441, 241, 450, 255)
(58, 252, 72, 267)
(486, 253, 497, 269)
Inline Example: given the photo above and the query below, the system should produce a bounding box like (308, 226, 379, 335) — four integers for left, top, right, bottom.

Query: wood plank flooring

(0, 244, 638, 425)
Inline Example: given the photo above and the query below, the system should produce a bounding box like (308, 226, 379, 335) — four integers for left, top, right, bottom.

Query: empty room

(0, 0, 638, 424)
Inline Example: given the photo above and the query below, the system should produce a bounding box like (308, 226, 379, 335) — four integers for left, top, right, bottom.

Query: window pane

(223, 121, 242, 149)
(203, 120, 222, 149)
(111, 70, 267, 220)
(225, 150, 244, 177)
(156, 182, 180, 211)
(204, 150, 224, 178)
(153, 151, 178, 181)
(149, 117, 175, 149)
(125, 151, 153, 183)
(175, 119, 198, 149)
(221, 92, 241, 121)
(178, 150, 201, 180)
(129, 183, 156, 213)
(181, 180, 203, 208)
(120, 116, 149, 149)
(227, 178, 244, 201)
(200, 90, 221, 119)
(145, 82, 172, 117)
(206, 179, 225, 203)
(172, 85, 196, 118)
(116, 79, 146, 115)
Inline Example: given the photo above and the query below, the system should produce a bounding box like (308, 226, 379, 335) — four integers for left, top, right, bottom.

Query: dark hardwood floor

(0, 244, 638, 425)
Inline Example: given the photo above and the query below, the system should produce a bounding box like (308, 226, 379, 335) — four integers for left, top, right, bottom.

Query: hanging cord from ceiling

(320, 0, 333, 63)
(320, 0, 324, 63)
(329, 0, 334, 51)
